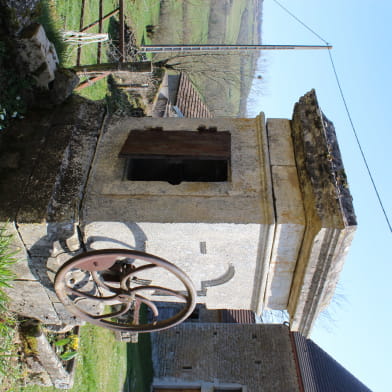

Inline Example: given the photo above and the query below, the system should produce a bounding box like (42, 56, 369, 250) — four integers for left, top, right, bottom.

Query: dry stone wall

(0, 96, 105, 325)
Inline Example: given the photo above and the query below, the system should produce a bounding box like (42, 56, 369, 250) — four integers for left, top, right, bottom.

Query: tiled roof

(175, 72, 213, 118)
(220, 309, 256, 324)
(293, 332, 372, 392)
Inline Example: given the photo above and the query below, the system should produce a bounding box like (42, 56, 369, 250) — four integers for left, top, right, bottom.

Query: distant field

(54, 0, 116, 99)
(52, 0, 262, 114)
(153, 0, 262, 116)
(53, 0, 159, 99)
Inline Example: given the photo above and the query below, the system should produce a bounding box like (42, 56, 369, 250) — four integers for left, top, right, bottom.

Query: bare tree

(153, 51, 263, 116)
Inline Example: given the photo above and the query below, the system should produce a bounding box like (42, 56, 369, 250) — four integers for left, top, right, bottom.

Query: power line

(271, 0, 392, 233)
(327, 50, 392, 232)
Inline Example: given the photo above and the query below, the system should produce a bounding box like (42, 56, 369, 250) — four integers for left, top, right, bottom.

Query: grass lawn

(53, 0, 161, 100)
(124, 333, 154, 392)
(123, 0, 161, 45)
(54, 0, 118, 100)
(184, 0, 210, 44)
(0, 225, 18, 388)
(17, 324, 127, 392)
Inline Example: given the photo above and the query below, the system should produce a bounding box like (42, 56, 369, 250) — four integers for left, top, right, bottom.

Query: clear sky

(247, 1, 392, 391)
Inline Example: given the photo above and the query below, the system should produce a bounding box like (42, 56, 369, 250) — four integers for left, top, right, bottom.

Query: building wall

(152, 323, 300, 392)
(81, 115, 275, 311)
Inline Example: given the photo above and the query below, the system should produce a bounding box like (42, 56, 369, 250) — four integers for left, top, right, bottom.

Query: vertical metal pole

(97, 0, 103, 64)
(76, 0, 86, 66)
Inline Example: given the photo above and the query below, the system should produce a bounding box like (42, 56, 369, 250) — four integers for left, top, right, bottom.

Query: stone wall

(81, 115, 275, 312)
(0, 96, 105, 325)
(152, 323, 300, 392)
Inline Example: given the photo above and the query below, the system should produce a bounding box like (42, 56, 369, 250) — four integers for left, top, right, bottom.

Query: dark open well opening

(127, 158, 228, 184)
(120, 129, 231, 185)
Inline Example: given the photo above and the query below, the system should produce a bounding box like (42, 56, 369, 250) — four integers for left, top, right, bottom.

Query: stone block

(271, 166, 304, 225)
(52, 302, 84, 326)
(267, 119, 296, 166)
(4, 280, 60, 324)
(264, 158, 305, 310)
(287, 90, 357, 336)
(34, 332, 71, 389)
(17, 23, 59, 88)
(0, 222, 34, 280)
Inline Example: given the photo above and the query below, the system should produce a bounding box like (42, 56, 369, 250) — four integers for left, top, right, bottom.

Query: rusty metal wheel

(54, 249, 196, 332)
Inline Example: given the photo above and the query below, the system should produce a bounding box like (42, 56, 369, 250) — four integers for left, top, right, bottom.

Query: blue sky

(247, 1, 392, 391)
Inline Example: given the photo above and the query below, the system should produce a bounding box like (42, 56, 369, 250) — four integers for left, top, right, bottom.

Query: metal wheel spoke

(91, 270, 114, 295)
(120, 264, 157, 290)
(91, 302, 132, 320)
(66, 286, 120, 302)
(135, 294, 159, 318)
(130, 285, 189, 301)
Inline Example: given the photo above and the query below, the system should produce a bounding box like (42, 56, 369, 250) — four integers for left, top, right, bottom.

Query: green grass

(71, 324, 127, 391)
(123, 0, 161, 45)
(18, 324, 127, 392)
(54, 0, 118, 99)
(0, 226, 16, 302)
(35, 0, 69, 64)
(122, 306, 153, 392)
(53, 0, 161, 100)
(184, 0, 210, 44)
(124, 333, 153, 392)
(0, 225, 18, 385)
(225, 0, 247, 42)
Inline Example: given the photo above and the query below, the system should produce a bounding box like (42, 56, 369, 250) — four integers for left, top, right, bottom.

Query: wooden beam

(75, 72, 111, 91)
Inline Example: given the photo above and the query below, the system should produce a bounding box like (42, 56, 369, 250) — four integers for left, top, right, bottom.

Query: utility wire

(271, 0, 392, 233)
(327, 50, 392, 232)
